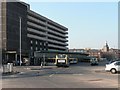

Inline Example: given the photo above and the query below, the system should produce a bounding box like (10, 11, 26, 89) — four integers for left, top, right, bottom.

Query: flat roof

(35, 50, 89, 56)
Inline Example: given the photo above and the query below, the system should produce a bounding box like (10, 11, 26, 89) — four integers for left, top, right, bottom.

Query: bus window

(57, 54, 66, 58)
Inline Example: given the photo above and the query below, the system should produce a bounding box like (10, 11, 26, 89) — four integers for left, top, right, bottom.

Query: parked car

(90, 58, 98, 66)
(105, 61, 120, 74)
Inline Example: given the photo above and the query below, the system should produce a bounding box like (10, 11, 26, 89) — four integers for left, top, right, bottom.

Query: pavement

(2, 64, 58, 79)
(1, 61, 118, 88)
(2, 61, 106, 79)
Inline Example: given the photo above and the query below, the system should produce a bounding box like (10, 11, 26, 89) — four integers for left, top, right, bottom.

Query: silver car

(105, 61, 120, 74)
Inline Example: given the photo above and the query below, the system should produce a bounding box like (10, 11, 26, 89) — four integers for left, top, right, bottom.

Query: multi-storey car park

(27, 10, 68, 65)
(1, 1, 68, 65)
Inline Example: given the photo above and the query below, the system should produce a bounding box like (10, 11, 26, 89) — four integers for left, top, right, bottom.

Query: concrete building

(69, 49, 87, 53)
(2, 1, 29, 64)
(69, 48, 102, 59)
(69, 42, 120, 61)
(1, 1, 68, 65)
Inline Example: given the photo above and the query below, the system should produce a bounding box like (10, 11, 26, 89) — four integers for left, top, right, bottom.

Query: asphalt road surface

(1, 61, 119, 88)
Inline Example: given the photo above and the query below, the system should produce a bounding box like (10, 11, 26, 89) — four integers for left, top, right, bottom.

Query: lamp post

(19, 17, 22, 66)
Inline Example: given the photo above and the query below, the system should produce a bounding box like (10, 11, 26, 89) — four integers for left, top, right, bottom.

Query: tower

(102, 41, 109, 52)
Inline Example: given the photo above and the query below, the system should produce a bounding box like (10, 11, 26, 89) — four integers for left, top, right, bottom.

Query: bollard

(7, 63, 13, 72)
(2, 64, 8, 73)
(9, 63, 13, 72)
(41, 62, 43, 68)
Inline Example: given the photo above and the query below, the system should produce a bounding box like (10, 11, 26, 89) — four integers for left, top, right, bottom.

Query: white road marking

(49, 74, 54, 77)
(20, 72, 25, 74)
(26, 68, 30, 70)
(72, 74, 83, 75)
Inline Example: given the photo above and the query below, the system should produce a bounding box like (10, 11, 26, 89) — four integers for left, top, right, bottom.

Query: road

(1, 61, 119, 88)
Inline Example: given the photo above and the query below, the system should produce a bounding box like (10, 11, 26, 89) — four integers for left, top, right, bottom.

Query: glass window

(44, 43, 46, 46)
(40, 42, 41, 45)
(36, 41, 38, 45)
(31, 40, 33, 44)
(31, 46, 33, 50)
(57, 54, 66, 58)
(115, 62, 120, 65)
(36, 47, 38, 51)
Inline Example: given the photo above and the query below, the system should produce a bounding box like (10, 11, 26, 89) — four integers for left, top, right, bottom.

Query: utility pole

(19, 17, 22, 66)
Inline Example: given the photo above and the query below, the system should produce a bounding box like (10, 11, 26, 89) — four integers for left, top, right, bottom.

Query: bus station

(33, 50, 89, 67)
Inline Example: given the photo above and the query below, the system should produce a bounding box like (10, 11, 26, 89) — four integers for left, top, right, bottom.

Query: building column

(15, 53, 17, 65)
(6, 54, 8, 61)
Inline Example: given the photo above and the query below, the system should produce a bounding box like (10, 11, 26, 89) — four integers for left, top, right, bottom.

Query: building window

(45, 48, 47, 51)
(31, 40, 33, 44)
(36, 41, 38, 45)
(40, 42, 41, 45)
(44, 43, 46, 46)
(40, 48, 43, 51)
(31, 46, 33, 50)
(36, 47, 38, 51)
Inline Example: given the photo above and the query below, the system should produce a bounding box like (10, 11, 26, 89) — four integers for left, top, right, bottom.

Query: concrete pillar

(15, 53, 17, 65)
(6, 54, 8, 61)
(34, 58, 36, 65)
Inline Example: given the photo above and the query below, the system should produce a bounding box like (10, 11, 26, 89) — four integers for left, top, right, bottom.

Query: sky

(22, 1, 118, 49)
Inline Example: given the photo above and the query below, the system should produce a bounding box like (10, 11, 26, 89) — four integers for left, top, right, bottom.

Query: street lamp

(19, 17, 22, 66)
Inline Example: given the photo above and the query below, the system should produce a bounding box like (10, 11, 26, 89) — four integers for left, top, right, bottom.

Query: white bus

(55, 54, 70, 67)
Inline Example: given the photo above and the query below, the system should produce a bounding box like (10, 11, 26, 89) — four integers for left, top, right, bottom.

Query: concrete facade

(1, 1, 68, 65)
(27, 10, 68, 58)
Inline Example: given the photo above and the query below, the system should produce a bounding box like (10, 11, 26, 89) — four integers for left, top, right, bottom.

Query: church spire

(105, 41, 108, 47)
(102, 41, 109, 52)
